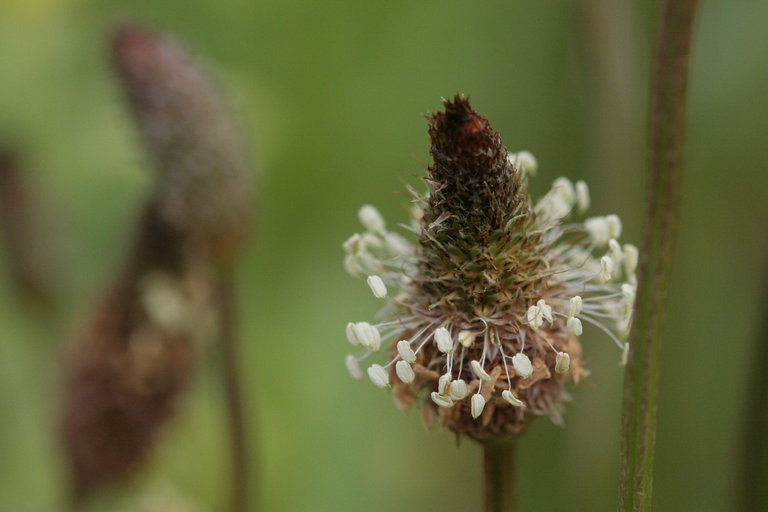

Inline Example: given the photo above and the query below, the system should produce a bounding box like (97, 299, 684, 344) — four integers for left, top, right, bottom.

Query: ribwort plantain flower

(343, 96, 636, 440)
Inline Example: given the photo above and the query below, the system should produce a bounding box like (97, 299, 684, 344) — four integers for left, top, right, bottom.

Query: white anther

(353, 322, 381, 351)
(585, 216, 611, 246)
(345, 322, 358, 346)
(512, 353, 533, 379)
(358, 205, 385, 232)
(555, 352, 571, 374)
(471, 360, 492, 381)
(600, 255, 614, 282)
(430, 392, 455, 408)
(438, 373, 452, 395)
(606, 214, 622, 238)
(395, 361, 415, 384)
(346, 355, 363, 380)
(575, 180, 590, 213)
(383, 232, 413, 256)
(396, 340, 416, 364)
(536, 299, 553, 324)
(458, 330, 475, 348)
(366, 275, 387, 298)
(527, 305, 543, 330)
(553, 177, 575, 205)
(502, 389, 525, 407)
(623, 244, 639, 276)
(621, 283, 636, 302)
(471, 394, 486, 419)
(515, 150, 538, 176)
(449, 379, 468, 400)
(342, 233, 362, 254)
(434, 327, 454, 353)
(620, 343, 630, 366)
(569, 296, 583, 317)
(609, 238, 623, 261)
(367, 364, 389, 388)
(567, 316, 583, 336)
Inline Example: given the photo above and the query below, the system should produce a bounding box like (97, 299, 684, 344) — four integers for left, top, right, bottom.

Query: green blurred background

(1, 0, 766, 510)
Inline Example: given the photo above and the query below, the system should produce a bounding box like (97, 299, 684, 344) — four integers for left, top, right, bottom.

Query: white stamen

(512, 353, 533, 379)
(367, 364, 389, 388)
(434, 327, 454, 353)
(346, 355, 363, 379)
(585, 216, 611, 246)
(366, 275, 387, 298)
(620, 342, 630, 366)
(345, 322, 358, 346)
(449, 379, 468, 400)
(567, 316, 583, 336)
(555, 352, 571, 374)
(395, 361, 415, 383)
(527, 305, 543, 330)
(353, 322, 381, 351)
(342, 233, 362, 254)
(536, 299, 554, 324)
(514, 150, 538, 175)
(430, 392, 455, 408)
(471, 360, 492, 381)
(502, 389, 525, 407)
(569, 296, 583, 317)
(623, 244, 639, 276)
(600, 256, 614, 282)
(458, 330, 475, 348)
(383, 232, 413, 256)
(396, 340, 416, 364)
(553, 177, 575, 205)
(438, 373, 452, 395)
(471, 394, 486, 419)
(609, 238, 623, 262)
(621, 283, 636, 303)
(358, 205, 385, 232)
(576, 180, 590, 213)
(606, 214, 622, 238)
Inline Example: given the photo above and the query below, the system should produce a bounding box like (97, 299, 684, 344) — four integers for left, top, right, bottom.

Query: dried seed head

(113, 24, 252, 266)
(60, 25, 253, 499)
(342, 96, 635, 441)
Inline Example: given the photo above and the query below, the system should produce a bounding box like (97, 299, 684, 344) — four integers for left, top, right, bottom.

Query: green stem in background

(619, 0, 699, 510)
(218, 270, 250, 512)
(740, 260, 768, 510)
(482, 440, 516, 512)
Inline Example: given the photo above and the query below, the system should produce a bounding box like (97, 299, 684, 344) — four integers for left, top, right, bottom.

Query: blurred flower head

(343, 96, 636, 440)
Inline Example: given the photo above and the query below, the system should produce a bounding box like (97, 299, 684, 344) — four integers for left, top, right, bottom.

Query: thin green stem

(482, 440, 517, 512)
(619, 1, 699, 510)
(740, 257, 768, 510)
(218, 270, 250, 512)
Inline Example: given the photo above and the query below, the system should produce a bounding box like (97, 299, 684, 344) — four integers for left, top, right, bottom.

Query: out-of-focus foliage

(0, 1, 766, 511)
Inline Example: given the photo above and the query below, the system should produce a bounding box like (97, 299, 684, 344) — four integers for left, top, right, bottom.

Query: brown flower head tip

(343, 95, 637, 441)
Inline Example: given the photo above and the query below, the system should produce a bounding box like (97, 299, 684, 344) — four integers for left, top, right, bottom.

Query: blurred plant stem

(740, 257, 768, 510)
(217, 270, 251, 512)
(482, 440, 516, 512)
(0, 150, 57, 312)
(619, 0, 698, 510)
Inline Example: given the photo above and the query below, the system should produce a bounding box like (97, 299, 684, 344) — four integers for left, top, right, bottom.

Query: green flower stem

(218, 270, 250, 512)
(483, 440, 517, 512)
(740, 262, 768, 510)
(619, 1, 699, 510)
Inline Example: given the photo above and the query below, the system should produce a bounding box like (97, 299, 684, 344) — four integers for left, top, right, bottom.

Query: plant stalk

(483, 440, 517, 512)
(740, 255, 768, 510)
(619, 0, 698, 510)
(218, 270, 250, 512)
